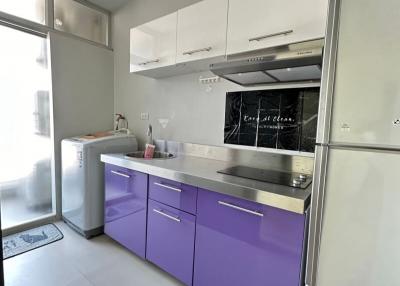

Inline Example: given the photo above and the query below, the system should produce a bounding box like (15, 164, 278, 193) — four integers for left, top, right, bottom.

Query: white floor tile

(65, 276, 94, 286)
(3, 221, 183, 286)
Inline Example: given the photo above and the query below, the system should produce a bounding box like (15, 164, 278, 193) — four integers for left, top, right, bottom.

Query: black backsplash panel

(224, 87, 320, 153)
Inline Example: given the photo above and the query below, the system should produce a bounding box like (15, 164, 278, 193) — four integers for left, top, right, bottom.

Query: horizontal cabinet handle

(138, 59, 160, 66)
(154, 182, 182, 193)
(218, 201, 263, 217)
(249, 29, 294, 42)
(182, 46, 212, 56)
(111, 170, 131, 178)
(153, 209, 181, 222)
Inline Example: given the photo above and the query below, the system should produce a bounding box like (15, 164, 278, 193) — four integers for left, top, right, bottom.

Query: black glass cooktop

(217, 165, 312, 189)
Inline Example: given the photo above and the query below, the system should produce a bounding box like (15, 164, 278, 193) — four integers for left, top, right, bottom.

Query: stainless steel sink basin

(125, 151, 175, 159)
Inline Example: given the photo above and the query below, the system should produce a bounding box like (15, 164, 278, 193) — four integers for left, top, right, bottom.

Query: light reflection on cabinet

(129, 12, 177, 73)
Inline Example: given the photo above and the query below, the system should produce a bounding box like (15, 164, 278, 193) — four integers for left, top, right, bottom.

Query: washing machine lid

(65, 131, 136, 144)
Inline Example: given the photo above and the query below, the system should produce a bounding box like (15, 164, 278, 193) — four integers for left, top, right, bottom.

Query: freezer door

(329, 0, 400, 147)
(316, 148, 400, 286)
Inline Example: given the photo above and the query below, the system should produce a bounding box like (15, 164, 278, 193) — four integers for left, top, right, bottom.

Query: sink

(125, 151, 175, 159)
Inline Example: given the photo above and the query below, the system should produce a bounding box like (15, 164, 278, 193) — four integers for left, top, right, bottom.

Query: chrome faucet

(146, 124, 153, 145)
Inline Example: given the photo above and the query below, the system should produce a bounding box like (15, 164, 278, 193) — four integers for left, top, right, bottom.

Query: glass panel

(54, 0, 108, 45)
(224, 72, 277, 86)
(0, 0, 45, 24)
(267, 65, 322, 82)
(224, 87, 320, 153)
(0, 25, 54, 229)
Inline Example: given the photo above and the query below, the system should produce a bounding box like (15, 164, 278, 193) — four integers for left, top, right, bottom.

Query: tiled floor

(4, 222, 183, 286)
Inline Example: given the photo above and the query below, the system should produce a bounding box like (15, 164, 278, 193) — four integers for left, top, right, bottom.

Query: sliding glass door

(0, 25, 55, 230)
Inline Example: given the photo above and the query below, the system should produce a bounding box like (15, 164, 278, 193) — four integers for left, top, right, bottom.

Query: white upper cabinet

(130, 12, 177, 73)
(176, 0, 228, 64)
(227, 0, 329, 55)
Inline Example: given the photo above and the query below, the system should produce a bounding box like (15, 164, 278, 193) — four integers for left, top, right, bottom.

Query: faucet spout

(146, 124, 153, 145)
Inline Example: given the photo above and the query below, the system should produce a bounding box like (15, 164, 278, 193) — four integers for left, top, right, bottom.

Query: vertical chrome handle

(153, 209, 181, 222)
(154, 182, 182, 193)
(138, 59, 160, 66)
(218, 201, 263, 217)
(111, 170, 130, 178)
(182, 47, 212, 55)
(249, 29, 294, 42)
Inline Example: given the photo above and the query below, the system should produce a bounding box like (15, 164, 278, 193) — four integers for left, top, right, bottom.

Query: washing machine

(61, 132, 137, 238)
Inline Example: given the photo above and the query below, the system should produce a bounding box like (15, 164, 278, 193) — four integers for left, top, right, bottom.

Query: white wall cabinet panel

(176, 0, 228, 64)
(227, 0, 329, 55)
(130, 12, 177, 73)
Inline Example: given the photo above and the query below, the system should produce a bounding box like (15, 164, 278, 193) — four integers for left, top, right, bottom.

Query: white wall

(112, 0, 242, 148)
(50, 32, 114, 215)
(112, 0, 320, 152)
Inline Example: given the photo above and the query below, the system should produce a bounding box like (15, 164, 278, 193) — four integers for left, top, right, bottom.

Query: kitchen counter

(101, 153, 311, 214)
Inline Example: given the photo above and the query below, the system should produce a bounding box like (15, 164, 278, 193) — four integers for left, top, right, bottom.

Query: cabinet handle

(218, 201, 264, 217)
(138, 59, 160, 66)
(182, 47, 212, 56)
(154, 182, 182, 193)
(153, 209, 181, 222)
(249, 29, 294, 42)
(111, 170, 130, 178)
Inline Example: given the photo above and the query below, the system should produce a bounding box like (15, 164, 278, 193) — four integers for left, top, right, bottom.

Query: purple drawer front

(194, 188, 306, 286)
(104, 164, 148, 259)
(149, 175, 197, 214)
(147, 199, 196, 286)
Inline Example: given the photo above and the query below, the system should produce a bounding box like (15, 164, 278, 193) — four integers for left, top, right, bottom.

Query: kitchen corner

(3, 0, 397, 285)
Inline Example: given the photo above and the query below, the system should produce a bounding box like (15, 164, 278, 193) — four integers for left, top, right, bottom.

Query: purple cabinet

(104, 163, 148, 259)
(149, 175, 197, 214)
(147, 199, 196, 286)
(194, 188, 306, 286)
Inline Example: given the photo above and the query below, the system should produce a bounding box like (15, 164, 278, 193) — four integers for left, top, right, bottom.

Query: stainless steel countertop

(100, 153, 311, 214)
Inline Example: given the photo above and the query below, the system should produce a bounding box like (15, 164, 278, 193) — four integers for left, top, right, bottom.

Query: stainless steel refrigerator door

(316, 147, 400, 286)
(328, 0, 400, 148)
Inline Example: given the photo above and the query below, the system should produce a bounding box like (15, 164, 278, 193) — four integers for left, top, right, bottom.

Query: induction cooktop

(217, 165, 312, 189)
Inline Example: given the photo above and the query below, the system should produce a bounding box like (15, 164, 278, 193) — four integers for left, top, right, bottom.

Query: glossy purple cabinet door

(104, 164, 148, 259)
(149, 175, 197, 214)
(147, 199, 196, 286)
(194, 189, 306, 286)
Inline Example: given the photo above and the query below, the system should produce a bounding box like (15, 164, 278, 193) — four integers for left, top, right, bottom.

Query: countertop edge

(100, 154, 309, 215)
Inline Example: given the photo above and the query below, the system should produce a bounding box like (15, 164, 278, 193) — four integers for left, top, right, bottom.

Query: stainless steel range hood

(211, 39, 324, 86)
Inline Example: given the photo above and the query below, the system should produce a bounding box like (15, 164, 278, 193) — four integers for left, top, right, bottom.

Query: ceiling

(87, 0, 131, 12)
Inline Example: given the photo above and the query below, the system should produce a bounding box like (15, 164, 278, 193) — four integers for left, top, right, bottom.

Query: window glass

(0, 25, 54, 229)
(54, 0, 108, 45)
(0, 0, 46, 24)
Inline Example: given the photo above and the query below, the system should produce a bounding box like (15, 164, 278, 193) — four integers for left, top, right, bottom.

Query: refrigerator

(306, 0, 400, 285)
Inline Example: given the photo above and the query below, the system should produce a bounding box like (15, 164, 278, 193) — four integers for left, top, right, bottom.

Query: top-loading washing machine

(61, 132, 137, 238)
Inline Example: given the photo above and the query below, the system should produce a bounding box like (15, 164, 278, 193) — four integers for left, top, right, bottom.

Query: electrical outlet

(199, 76, 221, 84)
(140, 112, 149, 120)
(393, 119, 400, 127)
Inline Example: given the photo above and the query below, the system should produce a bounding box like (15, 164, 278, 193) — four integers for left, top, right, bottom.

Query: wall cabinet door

(147, 199, 196, 286)
(130, 12, 177, 72)
(176, 0, 228, 64)
(227, 0, 328, 55)
(194, 189, 306, 286)
(104, 164, 148, 259)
